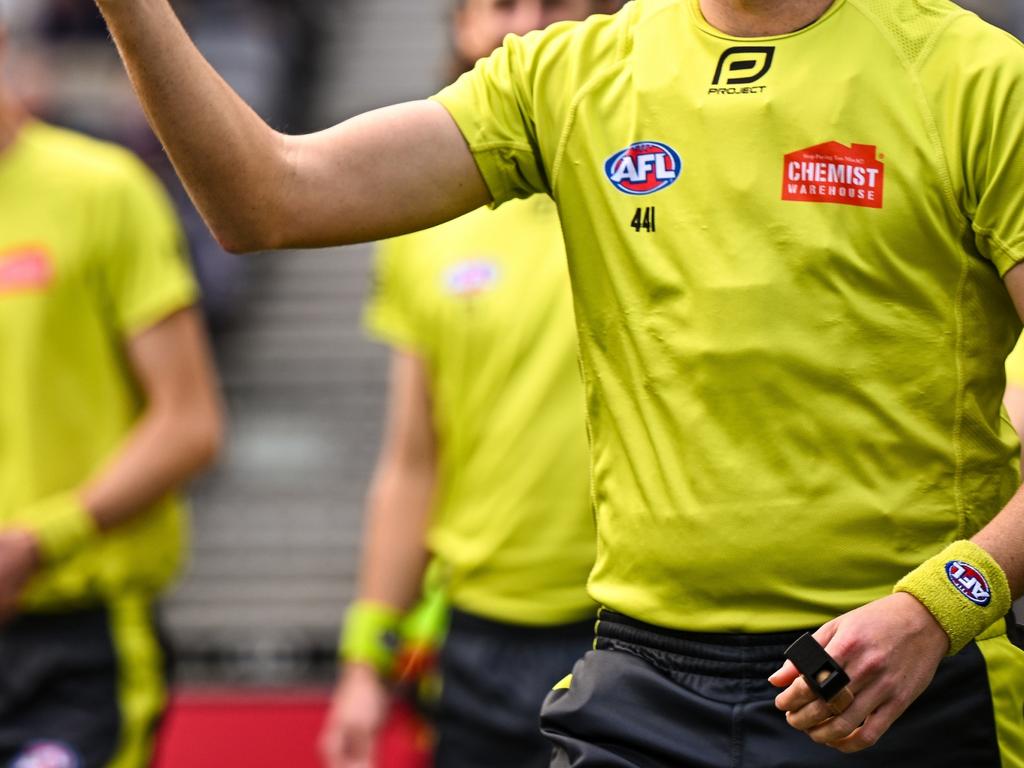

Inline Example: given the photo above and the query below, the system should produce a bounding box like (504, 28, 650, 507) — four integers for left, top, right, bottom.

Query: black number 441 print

(631, 207, 656, 233)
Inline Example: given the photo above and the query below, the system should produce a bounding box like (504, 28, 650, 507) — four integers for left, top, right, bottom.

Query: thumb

(768, 620, 840, 687)
(768, 658, 799, 688)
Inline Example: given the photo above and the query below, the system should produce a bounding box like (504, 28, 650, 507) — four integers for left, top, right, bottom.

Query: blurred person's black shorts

(0, 597, 170, 768)
(541, 609, 1024, 768)
(436, 609, 594, 768)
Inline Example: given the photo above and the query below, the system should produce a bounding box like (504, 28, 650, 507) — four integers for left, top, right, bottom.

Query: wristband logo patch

(605, 142, 682, 195)
(945, 561, 992, 606)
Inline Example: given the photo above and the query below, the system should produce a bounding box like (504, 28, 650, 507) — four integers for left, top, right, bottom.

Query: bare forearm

(973, 487, 1024, 598)
(356, 468, 435, 612)
(96, 0, 490, 251)
(80, 405, 222, 531)
(96, 0, 290, 251)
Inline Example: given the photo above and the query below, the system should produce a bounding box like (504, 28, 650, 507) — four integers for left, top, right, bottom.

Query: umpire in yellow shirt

(319, 3, 599, 767)
(0, 19, 223, 768)
(84, 0, 1024, 764)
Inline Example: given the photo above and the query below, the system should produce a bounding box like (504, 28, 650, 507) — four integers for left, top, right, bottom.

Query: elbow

(195, 407, 226, 471)
(182, 402, 226, 475)
(193, 421, 224, 472)
(208, 136, 297, 254)
(213, 230, 257, 256)
(211, 220, 284, 255)
(215, 132, 303, 254)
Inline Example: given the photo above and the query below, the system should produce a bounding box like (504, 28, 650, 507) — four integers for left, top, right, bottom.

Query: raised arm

(95, 0, 491, 253)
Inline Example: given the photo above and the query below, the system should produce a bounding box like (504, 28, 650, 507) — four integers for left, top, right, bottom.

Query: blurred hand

(0, 530, 41, 624)
(319, 663, 392, 768)
(769, 592, 949, 753)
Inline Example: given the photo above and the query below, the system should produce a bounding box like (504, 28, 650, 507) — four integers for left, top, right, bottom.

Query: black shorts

(435, 609, 595, 768)
(0, 596, 170, 768)
(541, 609, 1024, 768)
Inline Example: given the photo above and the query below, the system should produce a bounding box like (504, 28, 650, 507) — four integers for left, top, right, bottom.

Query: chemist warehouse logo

(782, 142, 885, 209)
(604, 141, 683, 195)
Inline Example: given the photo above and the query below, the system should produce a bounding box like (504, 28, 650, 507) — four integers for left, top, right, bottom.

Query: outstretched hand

(769, 592, 949, 753)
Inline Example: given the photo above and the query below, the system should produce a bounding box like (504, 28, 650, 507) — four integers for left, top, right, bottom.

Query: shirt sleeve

(432, 32, 550, 205)
(928, 19, 1024, 275)
(95, 156, 198, 335)
(431, 13, 624, 206)
(363, 236, 429, 354)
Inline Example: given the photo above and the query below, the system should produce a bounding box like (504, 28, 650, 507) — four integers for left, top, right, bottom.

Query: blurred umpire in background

(0, 8, 223, 767)
(319, 2, 618, 767)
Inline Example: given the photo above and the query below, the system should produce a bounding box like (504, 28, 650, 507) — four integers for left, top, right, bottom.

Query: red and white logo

(945, 560, 992, 607)
(605, 142, 683, 196)
(444, 260, 500, 296)
(782, 142, 884, 209)
(12, 742, 80, 768)
(0, 247, 54, 294)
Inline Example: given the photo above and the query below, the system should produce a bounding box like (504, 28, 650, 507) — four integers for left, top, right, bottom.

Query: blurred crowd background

(3, 0, 1023, 691)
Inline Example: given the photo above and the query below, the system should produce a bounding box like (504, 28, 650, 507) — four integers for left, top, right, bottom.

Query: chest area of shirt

(0, 213, 97, 335)
(425, 248, 572, 334)
(560, 34, 954, 244)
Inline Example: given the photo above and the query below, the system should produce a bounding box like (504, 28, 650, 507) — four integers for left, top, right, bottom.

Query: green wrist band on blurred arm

(894, 540, 1012, 656)
(18, 491, 100, 565)
(340, 600, 402, 676)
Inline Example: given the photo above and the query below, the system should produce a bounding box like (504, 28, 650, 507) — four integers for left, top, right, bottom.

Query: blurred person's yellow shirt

(1007, 336, 1024, 387)
(365, 197, 595, 625)
(0, 122, 197, 609)
(433, 0, 1024, 631)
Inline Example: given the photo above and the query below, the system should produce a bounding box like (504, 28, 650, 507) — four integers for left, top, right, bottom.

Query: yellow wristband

(339, 601, 402, 676)
(17, 492, 99, 565)
(894, 540, 1011, 656)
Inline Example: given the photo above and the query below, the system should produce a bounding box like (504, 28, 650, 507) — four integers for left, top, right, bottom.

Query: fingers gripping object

(785, 633, 855, 716)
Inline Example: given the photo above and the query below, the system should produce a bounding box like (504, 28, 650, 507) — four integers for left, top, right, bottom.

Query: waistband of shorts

(595, 609, 810, 679)
(449, 607, 596, 640)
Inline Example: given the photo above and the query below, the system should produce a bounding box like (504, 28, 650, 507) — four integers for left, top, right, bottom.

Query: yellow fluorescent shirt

(433, 0, 1024, 632)
(366, 198, 596, 625)
(1007, 336, 1024, 387)
(0, 122, 198, 608)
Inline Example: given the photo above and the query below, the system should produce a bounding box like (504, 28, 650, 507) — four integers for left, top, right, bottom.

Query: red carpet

(154, 690, 330, 768)
(154, 689, 432, 768)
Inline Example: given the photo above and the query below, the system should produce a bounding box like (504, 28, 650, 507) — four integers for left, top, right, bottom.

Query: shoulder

(933, 8, 1024, 75)
(505, 2, 642, 96)
(848, 0, 1021, 71)
(23, 123, 160, 196)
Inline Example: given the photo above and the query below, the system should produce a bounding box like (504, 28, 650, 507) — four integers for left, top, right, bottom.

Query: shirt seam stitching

(977, 228, 1024, 271)
(846, 1, 969, 230)
(470, 140, 536, 154)
(550, 10, 636, 194)
(847, 0, 971, 532)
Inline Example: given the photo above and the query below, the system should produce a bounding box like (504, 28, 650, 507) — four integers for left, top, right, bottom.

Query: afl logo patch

(604, 141, 682, 195)
(13, 742, 80, 768)
(0, 247, 54, 294)
(444, 260, 500, 296)
(945, 561, 992, 607)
